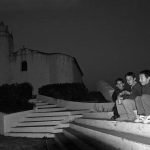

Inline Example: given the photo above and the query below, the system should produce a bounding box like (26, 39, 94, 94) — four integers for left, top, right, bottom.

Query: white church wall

(11, 52, 83, 94)
(58, 55, 74, 83)
(72, 59, 83, 82)
(48, 54, 83, 84)
(55, 54, 75, 83)
(10, 52, 50, 94)
(51, 54, 82, 83)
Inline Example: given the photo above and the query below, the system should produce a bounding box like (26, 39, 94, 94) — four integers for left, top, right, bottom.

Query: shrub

(87, 91, 107, 102)
(38, 83, 89, 101)
(38, 83, 107, 102)
(0, 82, 33, 113)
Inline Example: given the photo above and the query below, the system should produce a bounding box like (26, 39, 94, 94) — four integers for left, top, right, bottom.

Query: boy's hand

(123, 90, 131, 95)
(120, 90, 130, 95)
(117, 95, 123, 104)
(118, 99, 123, 104)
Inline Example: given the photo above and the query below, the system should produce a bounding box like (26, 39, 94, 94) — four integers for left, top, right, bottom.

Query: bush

(39, 83, 107, 102)
(39, 83, 88, 101)
(0, 82, 33, 113)
(87, 91, 107, 102)
(17, 82, 33, 100)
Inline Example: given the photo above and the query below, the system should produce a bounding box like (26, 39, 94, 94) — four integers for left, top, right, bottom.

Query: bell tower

(0, 21, 14, 84)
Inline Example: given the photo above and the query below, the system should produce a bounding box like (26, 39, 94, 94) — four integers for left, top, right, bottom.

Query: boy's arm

(119, 90, 131, 96)
(128, 84, 142, 100)
(124, 90, 131, 95)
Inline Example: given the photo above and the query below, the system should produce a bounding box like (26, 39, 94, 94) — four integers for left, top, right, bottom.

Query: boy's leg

(135, 96, 145, 115)
(113, 103, 119, 117)
(122, 99, 136, 121)
(141, 95, 150, 116)
(111, 103, 120, 119)
(116, 100, 128, 120)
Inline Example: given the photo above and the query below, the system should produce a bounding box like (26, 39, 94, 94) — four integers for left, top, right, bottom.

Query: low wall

(38, 95, 114, 112)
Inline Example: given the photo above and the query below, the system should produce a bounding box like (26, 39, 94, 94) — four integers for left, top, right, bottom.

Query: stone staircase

(60, 112, 150, 150)
(5, 99, 86, 139)
(5, 97, 150, 150)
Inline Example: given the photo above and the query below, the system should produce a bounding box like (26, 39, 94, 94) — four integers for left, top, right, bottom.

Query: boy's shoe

(143, 116, 150, 124)
(111, 115, 119, 120)
(134, 115, 146, 123)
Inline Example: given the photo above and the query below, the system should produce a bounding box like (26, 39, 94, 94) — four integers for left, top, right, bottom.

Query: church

(0, 22, 83, 94)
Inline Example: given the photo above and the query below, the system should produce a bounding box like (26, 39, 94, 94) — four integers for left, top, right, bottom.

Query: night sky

(0, 0, 150, 90)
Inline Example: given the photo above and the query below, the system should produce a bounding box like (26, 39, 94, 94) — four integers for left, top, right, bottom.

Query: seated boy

(134, 70, 150, 124)
(111, 78, 126, 119)
(116, 72, 142, 121)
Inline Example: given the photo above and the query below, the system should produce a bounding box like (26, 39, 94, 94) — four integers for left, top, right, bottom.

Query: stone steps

(21, 114, 83, 122)
(75, 118, 150, 138)
(34, 107, 67, 112)
(27, 96, 150, 149)
(63, 128, 100, 150)
(83, 112, 113, 119)
(29, 99, 42, 103)
(9, 126, 64, 133)
(35, 102, 50, 106)
(55, 133, 81, 150)
(5, 98, 85, 138)
(10, 95, 150, 149)
(13, 122, 69, 128)
(36, 104, 57, 109)
(69, 121, 150, 150)
(27, 110, 89, 117)
(5, 132, 55, 138)
(14, 120, 63, 127)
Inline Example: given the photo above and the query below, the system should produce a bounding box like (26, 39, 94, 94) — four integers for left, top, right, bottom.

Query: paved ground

(0, 134, 59, 150)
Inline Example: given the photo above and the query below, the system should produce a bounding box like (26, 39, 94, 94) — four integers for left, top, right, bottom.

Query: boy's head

(139, 70, 150, 85)
(115, 78, 124, 90)
(125, 72, 136, 86)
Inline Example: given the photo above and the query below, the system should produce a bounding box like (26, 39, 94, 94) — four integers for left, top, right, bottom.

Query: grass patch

(0, 134, 57, 150)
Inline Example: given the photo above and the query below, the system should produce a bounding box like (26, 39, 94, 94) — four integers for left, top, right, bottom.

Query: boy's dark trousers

(112, 103, 119, 119)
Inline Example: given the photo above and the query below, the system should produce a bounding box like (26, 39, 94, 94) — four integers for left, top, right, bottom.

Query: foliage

(0, 82, 33, 113)
(87, 91, 107, 102)
(0, 134, 51, 150)
(39, 83, 107, 102)
(39, 83, 88, 101)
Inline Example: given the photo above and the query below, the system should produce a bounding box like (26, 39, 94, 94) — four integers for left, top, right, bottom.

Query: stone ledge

(75, 118, 150, 138)
(70, 122, 150, 150)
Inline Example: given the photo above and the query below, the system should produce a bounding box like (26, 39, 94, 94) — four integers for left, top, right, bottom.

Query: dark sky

(0, 0, 150, 90)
